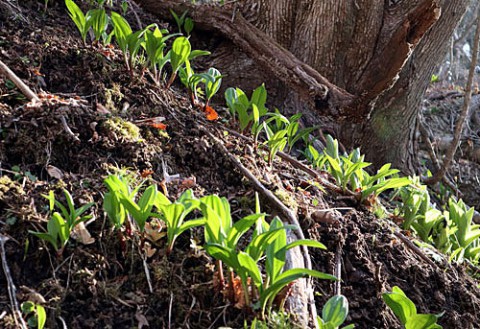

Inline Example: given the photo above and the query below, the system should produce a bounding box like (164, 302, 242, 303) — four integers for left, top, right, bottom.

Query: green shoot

(111, 11, 148, 76)
(156, 189, 204, 255)
(166, 36, 192, 88)
(21, 301, 46, 329)
(383, 286, 443, 329)
(29, 190, 94, 254)
(65, 0, 92, 44)
(317, 295, 355, 329)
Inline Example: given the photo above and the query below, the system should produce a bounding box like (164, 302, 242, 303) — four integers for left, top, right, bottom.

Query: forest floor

(1, 1, 480, 328)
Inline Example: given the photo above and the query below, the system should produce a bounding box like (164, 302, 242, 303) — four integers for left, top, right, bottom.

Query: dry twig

(0, 59, 39, 102)
(0, 235, 28, 329)
(425, 7, 480, 185)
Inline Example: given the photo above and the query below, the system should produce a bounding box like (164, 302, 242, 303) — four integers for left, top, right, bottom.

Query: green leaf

(405, 314, 442, 329)
(89, 8, 108, 42)
(184, 17, 194, 35)
(204, 243, 238, 269)
(155, 192, 172, 207)
(42, 190, 55, 212)
(138, 185, 157, 214)
(247, 226, 289, 261)
(178, 218, 206, 235)
(161, 203, 185, 231)
(251, 84, 267, 114)
(188, 49, 210, 60)
(284, 239, 327, 251)
(382, 286, 417, 325)
(170, 36, 191, 73)
(200, 195, 231, 243)
(322, 295, 349, 327)
(29, 232, 58, 251)
(265, 217, 286, 284)
(204, 67, 222, 101)
(51, 212, 69, 246)
(238, 251, 263, 287)
(103, 192, 125, 229)
(260, 268, 337, 312)
(36, 304, 47, 329)
(111, 11, 132, 52)
(226, 213, 264, 249)
(65, 0, 90, 42)
(21, 301, 35, 314)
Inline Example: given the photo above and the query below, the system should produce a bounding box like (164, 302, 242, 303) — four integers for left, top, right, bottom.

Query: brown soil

(0, 1, 480, 328)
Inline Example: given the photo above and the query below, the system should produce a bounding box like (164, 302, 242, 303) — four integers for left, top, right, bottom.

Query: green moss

(104, 83, 124, 112)
(274, 188, 298, 210)
(104, 117, 142, 142)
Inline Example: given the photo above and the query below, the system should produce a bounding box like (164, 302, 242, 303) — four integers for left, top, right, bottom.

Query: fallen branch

(393, 231, 438, 269)
(60, 115, 81, 142)
(0, 59, 39, 102)
(333, 240, 344, 296)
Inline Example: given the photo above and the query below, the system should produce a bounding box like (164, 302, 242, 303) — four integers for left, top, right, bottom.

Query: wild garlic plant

(317, 295, 355, 329)
(304, 135, 411, 201)
(155, 189, 205, 256)
(29, 189, 94, 255)
(383, 286, 443, 329)
(200, 194, 335, 314)
(225, 84, 268, 134)
(65, 0, 111, 45)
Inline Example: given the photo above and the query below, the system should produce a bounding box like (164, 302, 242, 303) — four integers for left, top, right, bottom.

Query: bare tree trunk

(247, 0, 468, 173)
(345, 0, 470, 173)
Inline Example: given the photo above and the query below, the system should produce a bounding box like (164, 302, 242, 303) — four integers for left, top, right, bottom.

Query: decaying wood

(199, 125, 318, 328)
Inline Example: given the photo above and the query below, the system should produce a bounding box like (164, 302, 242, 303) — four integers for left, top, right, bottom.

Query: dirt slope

(0, 1, 480, 328)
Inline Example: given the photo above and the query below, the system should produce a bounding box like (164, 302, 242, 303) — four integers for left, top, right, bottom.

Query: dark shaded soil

(1, 1, 480, 328)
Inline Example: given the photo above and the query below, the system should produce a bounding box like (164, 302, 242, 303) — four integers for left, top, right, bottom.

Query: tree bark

(347, 0, 470, 173)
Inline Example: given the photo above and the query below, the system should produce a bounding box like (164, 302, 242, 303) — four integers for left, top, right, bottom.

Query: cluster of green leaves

(394, 180, 480, 265)
(66, 0, 111, 44)
(225, 85, 315, 164)
(262, 111, 317, 164)
(103, 177, 335, 315)
(305, 135, 411, 201)
(383, 286, 443, 329)
(103, 175, 204, 254)
(29, 189, 94, 254)
(200, 194, 335, 315)
(179, 60, 222, 107)
(66, 0, 214, 92)
(156, 189, 205, 255)
(170, 10, 194, 36)
(21, 301, 46, 329)
(245, 311, 293, 329)
(225, 84, 269, 135)
(317, 295, 355, 329)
